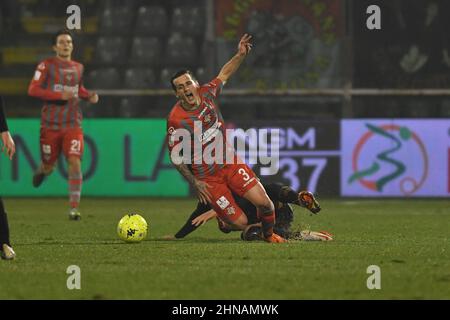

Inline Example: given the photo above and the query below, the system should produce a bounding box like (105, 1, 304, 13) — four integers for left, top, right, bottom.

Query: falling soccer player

(167, 34, 287, 243)
(165, 183, 331, 242)
(28, 29, 99, 220)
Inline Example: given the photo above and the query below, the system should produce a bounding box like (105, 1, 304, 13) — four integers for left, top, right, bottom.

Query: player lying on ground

(28, 29, 99, 220)
(165, 183, 332, 241)
(167, 34, 286, 243)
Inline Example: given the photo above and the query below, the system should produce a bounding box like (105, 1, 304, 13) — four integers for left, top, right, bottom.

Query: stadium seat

(85, 68, 121, 89)
(95, 37, 127, 64)
(195, 67, 208, 85)
(135, 5, 168, 36)
(160, 67, 179, 89)
(130, 37, 162, 66)
(124, 68, 156, 89)
(166, 33, 198, 67)
(99, 6, 134, 35)
(119, 97, 144, 118)
(171, 6, 205, 37)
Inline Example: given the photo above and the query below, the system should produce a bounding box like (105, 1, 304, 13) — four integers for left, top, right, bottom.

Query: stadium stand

(119, 96, 145, 117)
(3, 0, 446, 119)
(85, 68, 121, 89)
(134, 5, 168, 36)
(159, 67, 180, 89)
(95, 36, 128, 65)
(170, 6, 205, 37)
(166, 33, 198, 67)
(124, 68, 156, 89)
(130, 37, 162, 66)
(99, 5, 134, 35)
(0, 0, 208, 114)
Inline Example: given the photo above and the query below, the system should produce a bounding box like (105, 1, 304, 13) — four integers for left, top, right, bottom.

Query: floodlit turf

(0, 197, 449, 299)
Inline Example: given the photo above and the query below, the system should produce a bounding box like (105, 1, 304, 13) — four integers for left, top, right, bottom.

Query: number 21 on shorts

(70, 139, 81, 153)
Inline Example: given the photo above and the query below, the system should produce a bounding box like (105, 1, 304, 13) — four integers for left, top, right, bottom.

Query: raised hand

(238, 33, 253, 56)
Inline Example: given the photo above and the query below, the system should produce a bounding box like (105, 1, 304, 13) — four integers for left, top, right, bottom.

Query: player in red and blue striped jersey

(167, 34, 285, 243)
(28, 29, 99, 220)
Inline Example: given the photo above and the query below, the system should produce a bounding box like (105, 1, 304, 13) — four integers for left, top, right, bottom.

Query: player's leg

(273, 203, 294, 239)
(63, 128, 84, 220)
(263, 183, 330, 240)
(33, 128, 61, 187)
(66, 156, 82, 220)
(242, 182, 286, 242)
(227, 165, 286, 243)
(204, 177, 249, 231)
(0, 198, 15, 260)
(264, 182, 321, 214)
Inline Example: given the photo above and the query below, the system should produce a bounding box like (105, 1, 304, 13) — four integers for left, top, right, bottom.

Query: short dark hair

(170, 69, 196, 91)
(53, 29, 73, 46)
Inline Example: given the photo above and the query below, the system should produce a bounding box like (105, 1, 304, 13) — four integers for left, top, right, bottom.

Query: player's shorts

(200, 163, 259, 223)
(40, 127, 84, 165)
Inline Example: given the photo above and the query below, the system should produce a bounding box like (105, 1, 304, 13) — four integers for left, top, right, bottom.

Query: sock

(69, 172, 82, 209)
(0, 198, 11, 246)
(258, 203, 276, 238)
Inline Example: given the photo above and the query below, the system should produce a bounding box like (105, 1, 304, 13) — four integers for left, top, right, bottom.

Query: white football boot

(1, 244, 16, 260)
(300, 230, 333, 241)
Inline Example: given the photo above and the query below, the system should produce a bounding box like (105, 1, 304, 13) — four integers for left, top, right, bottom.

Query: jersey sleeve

(174, 202, 212, 238)
(77, 65, 91, 100)
(203, 78, 224, 99)
(27, 61, 64, 101)
(167, 115, 181, 155)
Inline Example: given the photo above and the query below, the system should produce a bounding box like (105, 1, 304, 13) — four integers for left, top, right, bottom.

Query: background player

(167, 34, 284, 243)
(28, 29, 99, 220)
(0, 96, 16, 260)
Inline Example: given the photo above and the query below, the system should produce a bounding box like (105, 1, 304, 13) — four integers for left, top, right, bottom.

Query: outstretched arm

(172, 162, 212, 205)
(217, 34, 252, 84)
(173, 206, 214, 239)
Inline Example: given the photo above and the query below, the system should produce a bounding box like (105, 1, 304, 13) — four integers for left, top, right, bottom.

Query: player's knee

(42, 163, 55, 175)
(227, 214, 248, 230)
(256, 199, 274, 216)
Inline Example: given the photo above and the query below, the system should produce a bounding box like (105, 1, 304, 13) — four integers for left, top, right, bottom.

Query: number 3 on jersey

(238, 168, 250, 181)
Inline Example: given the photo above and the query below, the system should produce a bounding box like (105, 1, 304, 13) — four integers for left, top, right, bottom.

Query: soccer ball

(117, 213, 148, 243)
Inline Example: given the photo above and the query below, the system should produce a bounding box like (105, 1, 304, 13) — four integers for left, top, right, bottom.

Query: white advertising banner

(341, 119, 450, 197)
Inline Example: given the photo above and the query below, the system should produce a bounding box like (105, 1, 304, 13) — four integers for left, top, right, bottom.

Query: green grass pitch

(0, 197, 449, 299)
